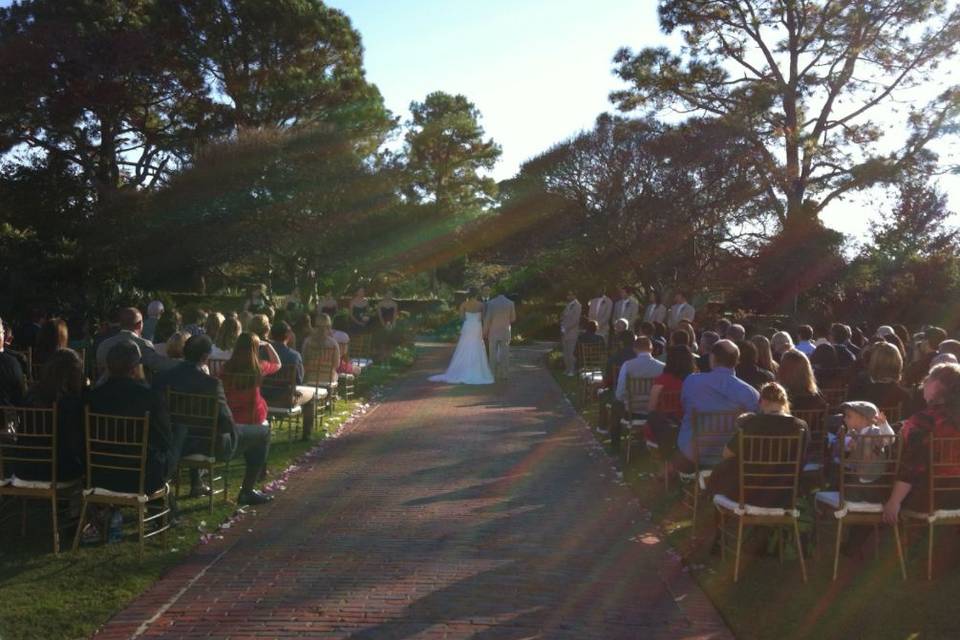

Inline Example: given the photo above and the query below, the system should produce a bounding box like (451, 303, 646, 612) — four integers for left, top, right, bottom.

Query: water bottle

(107, 509, 123, 544)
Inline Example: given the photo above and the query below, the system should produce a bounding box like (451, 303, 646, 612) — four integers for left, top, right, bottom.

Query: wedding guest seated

(646, 345, 696, 451)
(211, 316, 241, 360)
(707, 382, 807, 500)
(153, 336, 272, 505)
(795, 325, 817, 357)
(142, 300, 164, 342)
(612, 336, 664, 449)
(19, 349, 85, 482)
(95, 307, 165, 375)
(904, 326, 946, 385)
(293, 314, 313, 352)
(695, 383, 807, 555)
(182, 308, 207, 337)
(884, 364, 960, 524)
(670, 329, 691, 348)
(675, 340, 760, 473)
(752, 334, 779, 375)
(847, 342, 913, 412)
(220, 333, 281, 429)
(605, 330, 637, 387)
(576, 320, 605, 351)
(204, 312, 225, 343)
(735, 340, 775, 390)
(33, 318, 69, 370)
(303, 314, 342, 381)
(726, 323, 746, 343)
(811, 343, 845, 389)
(698, 331, 720, 373)
(830, 323, 858, 366)
(266, 321, 315, 433)
(87, 342, 176, 494)
(777, 350, 827, 412)
(771, 331, 794, 363)
(0, 317, 27, 405)
(715, 318, 732, 340)
(611, 318, 630, 341)
(938, 339, 960, 359)
(153, 309, 181, 346)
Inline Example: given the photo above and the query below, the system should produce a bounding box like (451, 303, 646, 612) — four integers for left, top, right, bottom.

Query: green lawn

(548, 355, 960, 640)
(0, 347, 415, 640)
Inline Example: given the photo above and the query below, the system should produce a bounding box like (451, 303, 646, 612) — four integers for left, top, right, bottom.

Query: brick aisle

(95, 343, 732, 640)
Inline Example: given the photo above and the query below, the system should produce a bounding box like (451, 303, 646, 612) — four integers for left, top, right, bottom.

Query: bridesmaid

(378, 290, 399, 330)
(349, 287, 371, 332)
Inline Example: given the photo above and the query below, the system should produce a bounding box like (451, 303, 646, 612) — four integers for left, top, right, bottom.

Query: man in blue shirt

(676, 339, 759, 470)
(266, 321, 316, 439)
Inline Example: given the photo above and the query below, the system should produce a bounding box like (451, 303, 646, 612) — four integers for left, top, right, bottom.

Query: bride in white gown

(429, 290, 494, 385)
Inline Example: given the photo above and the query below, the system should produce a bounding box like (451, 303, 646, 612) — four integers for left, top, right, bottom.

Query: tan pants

(488, 336, 511, 379)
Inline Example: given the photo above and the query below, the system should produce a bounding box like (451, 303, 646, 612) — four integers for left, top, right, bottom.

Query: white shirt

(668, 302, 695, 330)
(588, 296, 613, 333)
(643, 303, 667, 324)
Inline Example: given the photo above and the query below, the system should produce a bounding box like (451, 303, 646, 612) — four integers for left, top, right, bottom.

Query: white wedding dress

(429, 311, 494, 384)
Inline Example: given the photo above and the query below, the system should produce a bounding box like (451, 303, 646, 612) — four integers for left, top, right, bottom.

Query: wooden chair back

(623, 376, 655, 415)
(792, 408, 827, 468)
(0, 405, 58, 484)
(691, 409, 743, 469)
(166, 391, 220, 461)
(352, 333, 373, 360)
(879, 403, 903, 425)
(261, 366, 298, 408)
(84, 408, 150, 495)
(577, 342, 606, 373)
(928, 435, 960, 513)
(305, 346, 339, 386)
(206, 358, 227, 377)
(837, 427, 901, 505)
(821, 386, 848, 411)
(736, 432, 804, 510)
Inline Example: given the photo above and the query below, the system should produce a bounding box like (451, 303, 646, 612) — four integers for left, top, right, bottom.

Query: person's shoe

(188, 482, 213, 498)
(237, 489, 274, 506)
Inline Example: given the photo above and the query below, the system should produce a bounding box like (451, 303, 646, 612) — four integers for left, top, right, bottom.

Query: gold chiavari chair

(73, 409, 171, 560)
(576, 342, 607, 405)
(304, 346, 338, 418)
(262, 366, 304, 443)
(683, 409, 744, 533)
(645, 389, 682, 490)
(621, 376, 656, 463)
(167, 390, 228, 512)
(901, 434, 960, 580)
(815, 428, 904, 580)
(0, 404, 79, 554)
(715, 431, 807, 583)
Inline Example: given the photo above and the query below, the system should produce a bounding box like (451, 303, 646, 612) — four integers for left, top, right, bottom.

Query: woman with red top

(883, 363, 960, 523)
(646, 345, 696, 448)
(220, 332, 281, 425)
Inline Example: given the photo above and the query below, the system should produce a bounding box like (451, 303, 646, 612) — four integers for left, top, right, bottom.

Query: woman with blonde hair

(847, 341, 912, 411)
(752, 334, 779, 375)
(204, 312, 225, 341)
(212, 317, 241, 360)
(163, 331, 191, 360)
(777, 349, 827, 412)
(771, 331, 794, 363)
(302, 313, 341, 385)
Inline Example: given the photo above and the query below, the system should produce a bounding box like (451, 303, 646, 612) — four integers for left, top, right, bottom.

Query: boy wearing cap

(839, 401, 895, 485)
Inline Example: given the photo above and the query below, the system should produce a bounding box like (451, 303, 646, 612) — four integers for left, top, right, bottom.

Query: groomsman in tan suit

(587, 290, 613, 344)
(483, 292, 517, 380)
(613, 286, 640, 330)
(560, 291, 582, 376)
(667, 291, 696, 330)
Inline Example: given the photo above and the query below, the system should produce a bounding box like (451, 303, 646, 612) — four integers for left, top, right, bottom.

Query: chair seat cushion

(180, 454, 216, 463)
(902, 508, 960, 523)
(679, 469, 712, 490)
(0, 475, 80, 490)
(83, 484, 168, 503)
(268, 404, 302, 417)
(714, 493, 799, 518)
(814, 491, 882, 518)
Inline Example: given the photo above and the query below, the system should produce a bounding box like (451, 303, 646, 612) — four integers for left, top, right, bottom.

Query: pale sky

(333, 0, 960, 241)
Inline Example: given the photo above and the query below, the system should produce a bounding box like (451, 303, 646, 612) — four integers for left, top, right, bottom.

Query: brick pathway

(96, 343, 731, 639)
